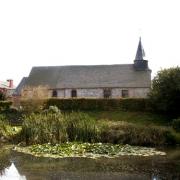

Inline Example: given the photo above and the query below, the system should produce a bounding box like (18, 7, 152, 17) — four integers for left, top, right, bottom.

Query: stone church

(15, 38, 151, 98)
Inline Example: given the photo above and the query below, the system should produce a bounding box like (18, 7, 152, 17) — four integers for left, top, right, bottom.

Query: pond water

(0, 145, 179, 180)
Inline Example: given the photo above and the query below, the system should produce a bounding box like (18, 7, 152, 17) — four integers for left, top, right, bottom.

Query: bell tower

(134, 37, 148, 71)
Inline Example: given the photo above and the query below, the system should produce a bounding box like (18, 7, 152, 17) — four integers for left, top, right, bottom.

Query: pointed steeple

(134, 37, 148, 71)
(135, 37, 145, 60)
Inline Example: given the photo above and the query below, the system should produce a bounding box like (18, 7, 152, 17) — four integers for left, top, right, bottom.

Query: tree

(149, 67, 180, 118)
(0, 91, 6, 101)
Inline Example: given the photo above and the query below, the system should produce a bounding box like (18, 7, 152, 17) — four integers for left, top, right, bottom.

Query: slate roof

(23, 64, 151, 89)
(135, 37, 145, 60)
(13, 77, 28, 95)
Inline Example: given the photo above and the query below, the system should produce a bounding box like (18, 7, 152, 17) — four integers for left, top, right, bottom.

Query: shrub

(20, 111, 99, 145)
(65, 112, 99, 142)
(100, 121, 173, 146)
(172, 118, 180, 132)
(47, 105, 61, 114)
(0, 101, 12, 111)
(45, 98, 149, 112)
(149, 67, 180, 118)
(0, 91, 6, 101)
(20, 112, 67, 145)
(20, 99, 46, 113)
(0, 120, 6, 137)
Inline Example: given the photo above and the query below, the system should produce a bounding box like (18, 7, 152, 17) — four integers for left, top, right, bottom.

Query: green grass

(86, 111, 168, 126)
(1, 109, 179, 146)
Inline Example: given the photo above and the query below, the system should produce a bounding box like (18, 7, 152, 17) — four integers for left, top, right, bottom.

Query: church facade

(15, 38, 151, 99)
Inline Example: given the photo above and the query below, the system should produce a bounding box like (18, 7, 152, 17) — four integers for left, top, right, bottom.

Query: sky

(0, 0, 180, 86)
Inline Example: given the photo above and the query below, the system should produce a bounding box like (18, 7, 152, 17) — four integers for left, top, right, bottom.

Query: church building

(15, 38, 151, 99)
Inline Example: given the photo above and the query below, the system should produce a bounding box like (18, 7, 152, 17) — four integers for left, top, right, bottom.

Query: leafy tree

(0, 91, 6, 101)
(149, 67, 180, 118)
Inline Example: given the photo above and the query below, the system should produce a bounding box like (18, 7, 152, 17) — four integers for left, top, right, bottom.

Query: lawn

(86, 110, 168, 126)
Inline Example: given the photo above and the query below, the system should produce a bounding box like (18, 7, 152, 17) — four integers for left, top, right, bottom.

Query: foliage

(45, 98, 149, 111)
(0, 116, 21, 142)
(47, 105, 61, 113)
(99, 121, 175, 146)
(20, 112, 67, 145)
(20, 99, 46, 113)
(0, 101, 12, 111)
(15, 142, 166, 158)
(65, 112, 99, 142)
(20, 110, 99, 145)
(149, 67, 180, 118)
(0, 146, 11, 173)
(172, 118, 180, 132)
(0, 120, 6, 137)
(87, 110, 167, 126)
(0, 91, 6, 101)
(18, 107, 180, 146)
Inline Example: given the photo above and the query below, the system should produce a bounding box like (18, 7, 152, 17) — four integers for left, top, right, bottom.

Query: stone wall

(49, 87, 150, 98)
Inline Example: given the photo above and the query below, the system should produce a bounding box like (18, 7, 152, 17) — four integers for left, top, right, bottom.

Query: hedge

(44, 98, 150, 111)
(0, 101, 12, 111)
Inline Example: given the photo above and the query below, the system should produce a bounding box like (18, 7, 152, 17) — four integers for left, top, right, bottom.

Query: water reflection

(0, 146, 179, 180)
(0, 163, 26, 180)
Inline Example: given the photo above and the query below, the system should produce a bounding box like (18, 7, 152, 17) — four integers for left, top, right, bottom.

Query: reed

(20, 111, 99, 145)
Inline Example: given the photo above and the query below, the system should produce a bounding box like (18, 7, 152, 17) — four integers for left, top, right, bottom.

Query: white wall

(49, 87, 150, 98)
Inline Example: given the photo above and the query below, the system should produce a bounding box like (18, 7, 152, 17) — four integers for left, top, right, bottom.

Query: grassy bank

(1, 105, 180, 146)
(0, 113, 22, 143)
(17, 110, 180, 146)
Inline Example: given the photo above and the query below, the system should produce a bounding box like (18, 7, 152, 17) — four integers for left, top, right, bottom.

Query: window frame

(71, 89, 77, 98)
(52, 90, 58, 97)
(122, 89, 129, 98)
(103, 88, 112, 98)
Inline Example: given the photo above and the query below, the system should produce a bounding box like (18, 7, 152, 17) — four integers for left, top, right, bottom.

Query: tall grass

(19, 108, 179, 146)
(99, 121, 176, 146)
(65, 112, 99, 142)
(20, 112, 67, 145)
(20, 111, 99, 145)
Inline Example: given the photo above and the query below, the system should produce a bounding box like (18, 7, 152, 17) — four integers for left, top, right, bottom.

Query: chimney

(7, 79, 13, 88)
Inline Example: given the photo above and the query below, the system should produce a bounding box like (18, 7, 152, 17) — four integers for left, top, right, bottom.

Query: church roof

(13, 77, 28, 95)
(24, 64, 151, 89)
(135, 37, 146, 60)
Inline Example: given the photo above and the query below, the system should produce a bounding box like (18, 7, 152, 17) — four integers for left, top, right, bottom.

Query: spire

(135, 37, 145, 60)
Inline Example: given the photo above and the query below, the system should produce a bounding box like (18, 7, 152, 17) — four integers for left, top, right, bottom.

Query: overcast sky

(0, 0, 180, 86)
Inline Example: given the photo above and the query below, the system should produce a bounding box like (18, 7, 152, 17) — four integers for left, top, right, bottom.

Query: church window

(122, 90, 129, 98)
(103, 88, 111, 98)
(52, 90, 57, 97)
(71, 89, 77, 98)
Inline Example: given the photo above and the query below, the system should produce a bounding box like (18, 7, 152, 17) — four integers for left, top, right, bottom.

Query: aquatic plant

(65, 112, 99, 142)
(20, 111, 99, 145)
(14, 142, 166, 158)
(100, 121, 175, 146)
(20, 112, 67, 145)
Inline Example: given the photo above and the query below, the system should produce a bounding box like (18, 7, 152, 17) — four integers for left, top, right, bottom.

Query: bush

(20, 111, 99, 145)
(65, 112, 99, 142)
(172, 118, 180, 132)
(149, 67, 180, 118)
(100, 122, 174, 146)
(20, 112, 67, 145)
(45, 98, 149, 112)
(20, 99, 46, 113)
(0, 101, 12, 111)
(0, 91, 6, 101)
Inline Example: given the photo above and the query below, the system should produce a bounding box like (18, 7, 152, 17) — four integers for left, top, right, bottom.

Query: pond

(0, 145, 179, 180)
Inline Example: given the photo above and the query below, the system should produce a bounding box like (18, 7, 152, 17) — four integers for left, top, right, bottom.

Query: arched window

(103, 88, 111, 98)
(71, 89, 77, 98)
(52, 90, 57, 97)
